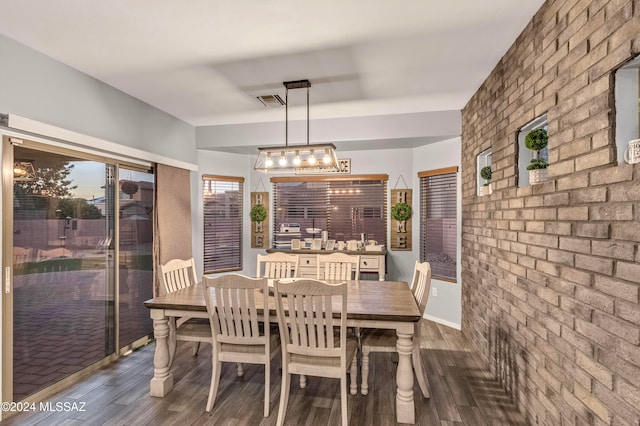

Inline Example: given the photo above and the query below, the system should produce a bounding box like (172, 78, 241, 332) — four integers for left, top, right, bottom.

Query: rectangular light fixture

(254, 142, 339, 172)
(254, 79, 339, 173)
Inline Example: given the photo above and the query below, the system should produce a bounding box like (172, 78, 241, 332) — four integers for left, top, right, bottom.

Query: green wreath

(250, 204, 267, 222)
(391, 202, 412, 221)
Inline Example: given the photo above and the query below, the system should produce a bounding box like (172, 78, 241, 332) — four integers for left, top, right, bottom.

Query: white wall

(413, 137, 462, 328)
(0, 34, 196, 164)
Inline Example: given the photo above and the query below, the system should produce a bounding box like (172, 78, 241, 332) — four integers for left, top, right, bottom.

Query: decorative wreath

(391, 202, 412, 222)
(250, 204, 267, 222)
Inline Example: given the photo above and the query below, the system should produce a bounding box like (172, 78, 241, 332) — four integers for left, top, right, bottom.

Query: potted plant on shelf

(525, 128, 549, 184)
(479, 166, 492, 196)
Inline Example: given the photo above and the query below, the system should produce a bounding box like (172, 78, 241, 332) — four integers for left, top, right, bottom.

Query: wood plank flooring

(4, 321, 527, 425)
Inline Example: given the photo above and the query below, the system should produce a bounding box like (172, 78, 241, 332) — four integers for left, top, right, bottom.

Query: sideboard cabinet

(266, 248, 386, 281)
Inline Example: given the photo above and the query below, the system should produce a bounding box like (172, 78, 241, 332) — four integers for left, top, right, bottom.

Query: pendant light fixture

(254, 79, 339, 173)
(13, 160, 36, 182)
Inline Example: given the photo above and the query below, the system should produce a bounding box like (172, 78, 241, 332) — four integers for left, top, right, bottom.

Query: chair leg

(361, 346, 370, 395)
(340, 374, 349, 426)
(413, 345, 430, 398)
(206, 358, 222, 412)
(263, 363, 270, 417)
(237, 363, 244, 377)
(192, 342, 201, 356)
(276, 372, 291, 426)
(299, 374, 307, 388)
(350, 357, 358, 395)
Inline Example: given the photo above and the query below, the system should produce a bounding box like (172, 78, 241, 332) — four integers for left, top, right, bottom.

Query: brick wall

(461, 1, 640, 425)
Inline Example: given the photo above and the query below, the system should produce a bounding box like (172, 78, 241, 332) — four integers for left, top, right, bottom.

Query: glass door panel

(11, 145, 116, 401)
(118, 168, 154, 348)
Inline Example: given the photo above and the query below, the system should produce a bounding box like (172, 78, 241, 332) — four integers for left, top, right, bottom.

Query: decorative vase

(529, 168, 548, 185)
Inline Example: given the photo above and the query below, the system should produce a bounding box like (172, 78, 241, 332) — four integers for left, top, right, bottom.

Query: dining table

(144, 279, 422, 424)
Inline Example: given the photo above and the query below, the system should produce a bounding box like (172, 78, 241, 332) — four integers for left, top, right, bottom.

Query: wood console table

(266, 248, 386, 280)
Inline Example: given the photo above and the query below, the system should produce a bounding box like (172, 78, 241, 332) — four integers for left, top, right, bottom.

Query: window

(271, 175, 388, 247)
(615, 54, 640, 164)
(203, 175, 244, 273)
(419, 167, 458, 282)
(517, 114, 548, 187)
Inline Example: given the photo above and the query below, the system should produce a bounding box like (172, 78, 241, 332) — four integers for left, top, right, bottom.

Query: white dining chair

(360, 261, 432, 398)
(160, 258, 211, 367)
(273, 279, 358, 426)
(317, 252, 360, 281)
(256, 252, 300, 279)
(202, 274, 280, 416)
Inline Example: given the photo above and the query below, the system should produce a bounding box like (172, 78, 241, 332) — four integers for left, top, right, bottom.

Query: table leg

(149, 309, 174, 397)
(396, 330, 415, 424)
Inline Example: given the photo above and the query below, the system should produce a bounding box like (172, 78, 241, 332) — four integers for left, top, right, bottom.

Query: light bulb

(279, 151, 287, 166)
(265, 153, 273, 167)
(323, 149, 331, 164)
(308, 149, 316, 165)
(293, 150, 301, 166)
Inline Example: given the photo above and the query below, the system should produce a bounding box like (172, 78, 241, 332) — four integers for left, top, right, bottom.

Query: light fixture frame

(254, 79, 339, 173)
(13, 160, 36, 182)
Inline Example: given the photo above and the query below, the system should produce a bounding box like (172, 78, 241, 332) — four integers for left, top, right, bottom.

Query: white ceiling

(0, 0, 544, 130)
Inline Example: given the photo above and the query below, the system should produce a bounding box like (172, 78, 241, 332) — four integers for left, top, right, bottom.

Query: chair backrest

(274, 279, 348, 363)
(13, 246, 32, 264)
(317, 253, 360, 281)
(203, 274, 269, 347)
(411, 261, 432, 317)
(160, 257, 198, 293)
(256, 252, 299, 279)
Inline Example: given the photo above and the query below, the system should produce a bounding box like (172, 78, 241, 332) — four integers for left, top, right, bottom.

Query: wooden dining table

(144, 279, 422, 424)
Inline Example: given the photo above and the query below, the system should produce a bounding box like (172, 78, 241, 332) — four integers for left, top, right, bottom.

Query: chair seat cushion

(177, 318, 211, 339)
(221, 333, 280, 354)
(290, 336, 358, 367)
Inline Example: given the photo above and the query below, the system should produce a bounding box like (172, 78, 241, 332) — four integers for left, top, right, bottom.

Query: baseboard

(424, 314, 461, 330)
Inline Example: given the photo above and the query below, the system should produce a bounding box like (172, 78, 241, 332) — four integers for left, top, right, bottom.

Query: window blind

(203, 175, 244, 273)
(419, 167, 457, 281)
(272, 175, 387, 247)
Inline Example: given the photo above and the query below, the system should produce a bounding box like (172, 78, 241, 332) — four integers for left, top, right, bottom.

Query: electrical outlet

(432, 287, 437, 297)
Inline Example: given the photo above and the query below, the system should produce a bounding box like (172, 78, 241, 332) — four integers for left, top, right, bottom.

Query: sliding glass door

(118, 168, 154, 348)
(3, 136, 154, 403)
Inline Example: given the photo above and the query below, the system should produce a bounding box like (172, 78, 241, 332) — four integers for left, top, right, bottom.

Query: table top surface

(144, 279, 419, 322)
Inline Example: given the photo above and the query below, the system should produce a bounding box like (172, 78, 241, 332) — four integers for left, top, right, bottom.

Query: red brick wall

(461, 1, 640, 424)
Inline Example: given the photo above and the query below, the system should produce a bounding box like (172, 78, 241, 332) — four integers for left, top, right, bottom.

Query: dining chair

(360, 261, 432, 398)
(273, 278, 358, 426)
(256, 252, 300, 279)
(317, 251, 361, 383)
(202, 274, 280, 416)
(160, 257, 211, 367)
(317, 252, 360, 281)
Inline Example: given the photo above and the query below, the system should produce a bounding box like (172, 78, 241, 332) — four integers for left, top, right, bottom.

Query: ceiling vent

(256, 94, 285, 108)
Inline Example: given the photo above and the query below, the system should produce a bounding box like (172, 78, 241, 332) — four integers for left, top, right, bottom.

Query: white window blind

(419, 167, 458, 282)
(271, 175, 388, 246)
(203, 175, 244, 273)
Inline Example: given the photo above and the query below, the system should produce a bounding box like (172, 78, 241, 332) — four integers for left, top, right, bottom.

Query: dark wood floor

(4, 321, 527, 425)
